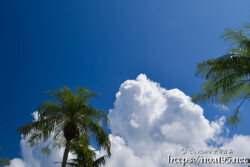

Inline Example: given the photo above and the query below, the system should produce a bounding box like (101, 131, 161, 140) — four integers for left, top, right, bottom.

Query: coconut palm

(67, 136, 108, 167)
(193, 23, 250, 127)
(0, 127, 10, 166)
(18, 86, 111, 167)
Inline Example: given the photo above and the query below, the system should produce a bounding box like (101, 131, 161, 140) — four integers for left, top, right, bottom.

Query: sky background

(0, 0, 250, 162)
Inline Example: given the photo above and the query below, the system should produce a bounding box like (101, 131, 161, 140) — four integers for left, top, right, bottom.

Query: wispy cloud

(213, 104, 229, 111)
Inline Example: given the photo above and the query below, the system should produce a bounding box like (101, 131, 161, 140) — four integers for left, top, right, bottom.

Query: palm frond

(0, 158, 10, 166)
(193, 23, 250, 127)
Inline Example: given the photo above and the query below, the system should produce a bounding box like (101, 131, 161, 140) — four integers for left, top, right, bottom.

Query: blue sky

(0, 0, 250, 162)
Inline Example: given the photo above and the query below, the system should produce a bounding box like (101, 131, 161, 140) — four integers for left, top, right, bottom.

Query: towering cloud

(106, 74, 250, 167)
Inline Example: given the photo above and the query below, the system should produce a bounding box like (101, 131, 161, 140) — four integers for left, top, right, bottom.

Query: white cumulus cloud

(106, 74, 250, 167)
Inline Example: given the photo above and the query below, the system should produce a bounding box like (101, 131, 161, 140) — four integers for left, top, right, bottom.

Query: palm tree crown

(193, 23, 250, 127)
(18, 86, 111, 167)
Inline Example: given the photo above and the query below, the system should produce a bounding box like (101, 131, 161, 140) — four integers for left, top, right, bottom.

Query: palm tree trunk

(62, 140, 71, 167)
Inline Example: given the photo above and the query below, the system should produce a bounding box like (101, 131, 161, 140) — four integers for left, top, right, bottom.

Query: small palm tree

(193, 23, 250, 127)
(0, 127, 10, 166)
(18, 86, 111, 167)
(67, 136, 108, 167)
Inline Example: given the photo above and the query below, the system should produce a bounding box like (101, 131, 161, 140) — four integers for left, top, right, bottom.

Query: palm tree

(18, 86, 111, 167)
(193, 23, 250, 127)
(67, 136, 108, 167)
(0, 127, 10, 166)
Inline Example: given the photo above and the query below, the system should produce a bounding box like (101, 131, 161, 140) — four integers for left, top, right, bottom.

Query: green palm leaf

(0, 127, 10, 166)
(193, 23, 250, 127)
